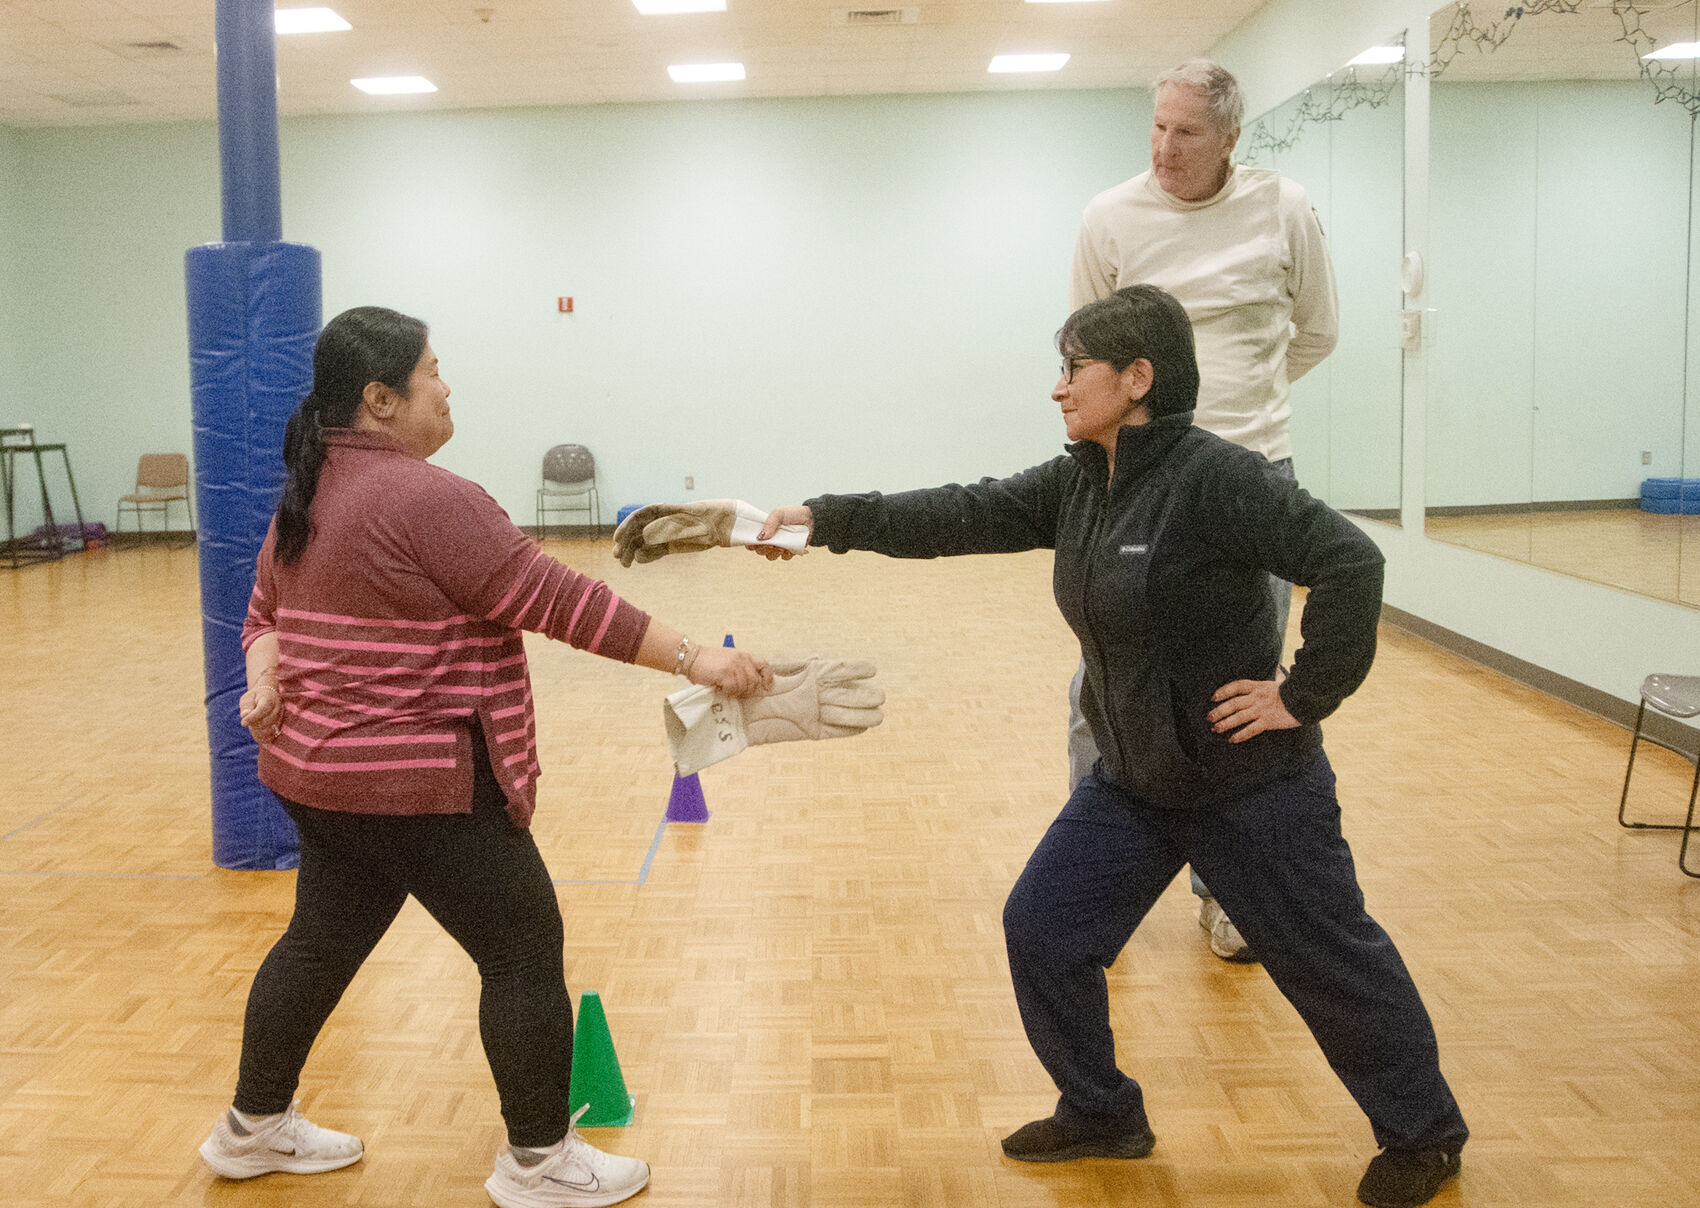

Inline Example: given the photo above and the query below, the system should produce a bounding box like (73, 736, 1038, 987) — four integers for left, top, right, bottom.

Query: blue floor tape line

(551, 818, 670, 886)
(2, 804, 78, 841)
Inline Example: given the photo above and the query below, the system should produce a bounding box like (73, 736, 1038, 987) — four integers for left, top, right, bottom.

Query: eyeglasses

(1060, 354, 1104, 383)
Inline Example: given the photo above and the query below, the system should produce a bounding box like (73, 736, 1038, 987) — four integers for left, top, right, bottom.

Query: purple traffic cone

(665, 770, 709, 822)
(663, 635, 733, 824)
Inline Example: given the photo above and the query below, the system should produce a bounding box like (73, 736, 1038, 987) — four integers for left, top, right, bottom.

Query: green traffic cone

(567, 990, 635, 1126)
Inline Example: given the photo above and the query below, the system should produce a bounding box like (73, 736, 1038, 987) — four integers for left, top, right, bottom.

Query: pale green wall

(0, 126, 21, 424)
(8, 89, 1151, 536)
(1218, 0, 1700, 716)
(8, 123, 217, 535)
(1428, 79, 1692, 506)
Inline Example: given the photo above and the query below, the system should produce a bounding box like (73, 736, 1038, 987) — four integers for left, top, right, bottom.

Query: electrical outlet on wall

(685, 476, 694, 490)
(1643, 451, 1652, 465)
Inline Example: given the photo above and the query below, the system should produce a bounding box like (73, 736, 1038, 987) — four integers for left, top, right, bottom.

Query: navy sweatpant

(1002, 752, 1468, 1153)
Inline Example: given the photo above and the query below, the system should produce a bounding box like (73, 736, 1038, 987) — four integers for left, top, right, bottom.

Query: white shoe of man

(485, 1106, 651, 1208)
(199, 1101, 363, 1179)
(1197, 896, 1258, 964)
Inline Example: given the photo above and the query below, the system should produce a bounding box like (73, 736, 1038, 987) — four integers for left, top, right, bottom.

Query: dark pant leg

(1182, 754, 1468, 1153)
(401, 746, 574, 1149)
(1002, 771, 1184, 1133)
(233, 803, 410, 1115)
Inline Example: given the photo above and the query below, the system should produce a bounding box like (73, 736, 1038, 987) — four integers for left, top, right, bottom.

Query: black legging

(232, 730, 574, 1147)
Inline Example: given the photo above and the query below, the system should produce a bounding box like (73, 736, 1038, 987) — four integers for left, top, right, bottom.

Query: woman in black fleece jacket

(753, 286, 1467, 1208)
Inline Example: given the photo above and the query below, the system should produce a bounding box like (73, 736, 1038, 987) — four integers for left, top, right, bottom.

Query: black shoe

(1356, 1147, 1461, 1208)
(1000, 1115, 1155, 1163)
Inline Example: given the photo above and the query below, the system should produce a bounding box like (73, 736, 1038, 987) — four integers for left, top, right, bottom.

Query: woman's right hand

(750, 505, 813, 561)
(687, 645, 773, 697)
(239, 683, 283, 745)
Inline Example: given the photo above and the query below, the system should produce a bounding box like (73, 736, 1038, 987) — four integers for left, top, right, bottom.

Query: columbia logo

(1120, 543, 1149, 555)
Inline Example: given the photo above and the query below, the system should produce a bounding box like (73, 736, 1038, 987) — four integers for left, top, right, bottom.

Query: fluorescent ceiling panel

(634, 0, 727, 13)
(668, 62, 746, 82)
(988, 53, 1070, 73)
(351, 76, 438, 94)
(275, 7, 351, 34)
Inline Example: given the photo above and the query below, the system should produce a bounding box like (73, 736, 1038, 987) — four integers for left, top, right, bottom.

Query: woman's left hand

(1207, 677, 1298, 743)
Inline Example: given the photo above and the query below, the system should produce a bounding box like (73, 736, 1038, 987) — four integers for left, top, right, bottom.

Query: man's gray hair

(1152, 59, 1244, 131)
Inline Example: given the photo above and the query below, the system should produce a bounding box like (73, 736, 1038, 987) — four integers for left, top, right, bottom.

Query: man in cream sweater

(1066, 59, 1339, 962)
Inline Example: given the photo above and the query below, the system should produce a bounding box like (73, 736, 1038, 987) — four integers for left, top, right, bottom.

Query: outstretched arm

(631, 620, 772, 697)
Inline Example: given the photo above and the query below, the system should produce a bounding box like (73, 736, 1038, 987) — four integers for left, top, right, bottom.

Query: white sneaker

(1197, 897, 1257, 963)
(199, 1101, 363, 1179)
(485, 1106, 650, 1208)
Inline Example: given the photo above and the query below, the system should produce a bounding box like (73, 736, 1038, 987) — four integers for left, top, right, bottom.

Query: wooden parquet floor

(2, 538, 1697, 1208)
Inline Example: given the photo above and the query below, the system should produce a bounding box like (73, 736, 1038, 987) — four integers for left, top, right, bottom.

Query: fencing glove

(613, 499, 808, 567)
(663, 658, 885, 776)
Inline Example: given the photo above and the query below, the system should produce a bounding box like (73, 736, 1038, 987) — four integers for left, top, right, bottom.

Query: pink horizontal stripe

(278, 724, 455, 750)
(495, 727, 527, 744)
(284, 632, 507, 656)
(275, 727, 459, 747)
(326, 732, 457, 748)
(280, 651, 527, 677)
(489, 704, 526, 720)
(565, 586, 594, 643)
(362, 677, 526, 701)
(588, 593, 618, 653)
(511, 570, 550, 626)
(296, 685, 475, 719)
(538, 567, 563, 632)
(502, 751, 530, 767)
(490, 549, 548, 617)
(277, 606, 476, 631)
(268, 747, 459, 773)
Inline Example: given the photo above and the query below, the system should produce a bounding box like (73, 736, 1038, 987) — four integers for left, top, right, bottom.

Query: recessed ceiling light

(667, 62, 745, 82)
(988, 53, 1070, 73)
(635, 0, 727, 13)
(275, 7, 351, 34)
(1644, 41, 1700, 60)
(351, 76, 438, 95)
(1347, 45, 1405, 66)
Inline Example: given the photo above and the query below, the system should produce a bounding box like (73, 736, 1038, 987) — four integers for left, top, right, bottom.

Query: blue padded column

(189, 0, 322, 868)
(215, 0, 282, 244)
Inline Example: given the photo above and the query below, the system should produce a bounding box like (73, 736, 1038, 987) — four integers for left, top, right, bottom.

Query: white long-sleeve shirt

(1070, 165, 1338, 462)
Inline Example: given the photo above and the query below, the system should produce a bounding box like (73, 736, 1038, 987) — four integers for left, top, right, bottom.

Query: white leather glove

(744, 659, 884, 743)
(663, 658, 885, 775)
(614, 499, 808, 567)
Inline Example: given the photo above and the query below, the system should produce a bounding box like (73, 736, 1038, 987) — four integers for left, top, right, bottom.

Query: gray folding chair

(535, 444, 601, 536)
(1616, 673, 1700, 877)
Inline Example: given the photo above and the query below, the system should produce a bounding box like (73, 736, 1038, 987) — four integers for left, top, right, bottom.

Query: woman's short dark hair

(1057, 284, 1200, 419)
(274, 306, 429, 564)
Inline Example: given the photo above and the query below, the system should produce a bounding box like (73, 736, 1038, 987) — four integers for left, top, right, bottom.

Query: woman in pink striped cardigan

(201, 306, 768, 1208)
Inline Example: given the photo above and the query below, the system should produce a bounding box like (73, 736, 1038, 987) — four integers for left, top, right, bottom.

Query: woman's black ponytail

(272, 306, 429, 565)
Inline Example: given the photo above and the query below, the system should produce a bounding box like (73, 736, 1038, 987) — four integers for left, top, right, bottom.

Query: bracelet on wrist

(673, 636, 692, 677)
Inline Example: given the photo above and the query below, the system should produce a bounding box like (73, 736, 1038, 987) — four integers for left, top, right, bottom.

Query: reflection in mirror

(1424, 1, 1700, 607)
(1241, 44, 1406, 527)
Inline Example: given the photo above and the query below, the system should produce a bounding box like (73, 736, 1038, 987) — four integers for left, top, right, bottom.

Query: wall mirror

(1424, 0, 1700, 606)
(1240, 38, 1407, 527)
